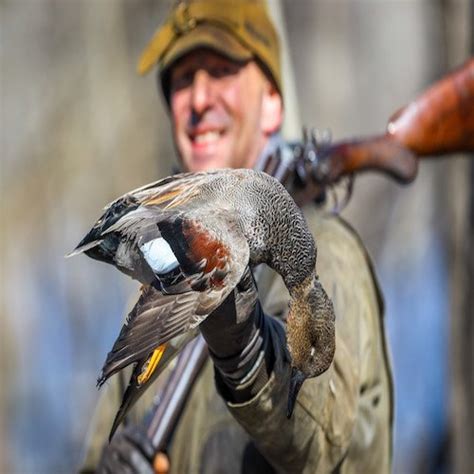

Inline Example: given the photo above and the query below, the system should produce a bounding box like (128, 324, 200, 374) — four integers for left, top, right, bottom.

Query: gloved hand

(199, 268, 277, 403)
(97, 424, 169, 474)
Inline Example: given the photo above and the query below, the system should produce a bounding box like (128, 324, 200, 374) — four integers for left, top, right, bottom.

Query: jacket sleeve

(217, 307, 359, 472)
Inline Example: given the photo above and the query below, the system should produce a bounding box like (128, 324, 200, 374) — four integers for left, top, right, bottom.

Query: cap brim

(160, 24, 253, 73)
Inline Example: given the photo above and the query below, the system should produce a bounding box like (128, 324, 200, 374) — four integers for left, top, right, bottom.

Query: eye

(171, 70, 195, 91)
(310, 347, 316, 358)
(209, 63, 237, 78)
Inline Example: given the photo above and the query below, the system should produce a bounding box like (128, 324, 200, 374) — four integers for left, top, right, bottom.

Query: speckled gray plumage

(170, 169, 317, 290)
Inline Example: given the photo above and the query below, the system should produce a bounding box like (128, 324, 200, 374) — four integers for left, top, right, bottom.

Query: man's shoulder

(303, 205, 384, 312)
(302, 205, 366, 254)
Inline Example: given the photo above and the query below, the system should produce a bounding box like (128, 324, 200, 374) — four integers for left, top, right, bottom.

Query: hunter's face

(170, 49, 282, 172)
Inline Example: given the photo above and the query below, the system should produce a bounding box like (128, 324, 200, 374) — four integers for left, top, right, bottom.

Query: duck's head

(286, 275, 336, 418)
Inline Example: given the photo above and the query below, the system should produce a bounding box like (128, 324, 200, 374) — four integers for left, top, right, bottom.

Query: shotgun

(289, 58, 474, 204)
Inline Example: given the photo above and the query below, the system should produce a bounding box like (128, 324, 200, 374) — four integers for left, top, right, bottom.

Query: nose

(190, 69, 213, 116)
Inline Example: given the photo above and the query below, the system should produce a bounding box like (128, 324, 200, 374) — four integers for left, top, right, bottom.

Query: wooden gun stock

(387, 58, 474, 156)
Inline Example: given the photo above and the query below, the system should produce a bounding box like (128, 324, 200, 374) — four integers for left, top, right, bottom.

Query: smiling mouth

(190, 130, 223, 145)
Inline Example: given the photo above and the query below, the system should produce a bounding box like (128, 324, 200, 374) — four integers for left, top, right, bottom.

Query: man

(80, 1, 393, 472)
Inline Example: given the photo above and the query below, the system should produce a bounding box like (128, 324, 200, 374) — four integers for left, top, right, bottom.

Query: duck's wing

(66, 193, 140, 259)
(108, 267, 258, 440)
(97, 286, 202, 386)
(68, 170, 223, 258)
(98, 210, 250, 384)
(126, 169, 222, 207)
(103, 191, 250, 294)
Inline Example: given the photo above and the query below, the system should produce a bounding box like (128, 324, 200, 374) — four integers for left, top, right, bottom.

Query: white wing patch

(140, 237, 179, 274)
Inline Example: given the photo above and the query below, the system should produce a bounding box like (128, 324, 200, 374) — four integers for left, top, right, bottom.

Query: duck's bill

(287, 367, 307, 418)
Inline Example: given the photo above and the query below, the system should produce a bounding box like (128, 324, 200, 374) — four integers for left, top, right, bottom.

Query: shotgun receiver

(143, 58, 474, 454)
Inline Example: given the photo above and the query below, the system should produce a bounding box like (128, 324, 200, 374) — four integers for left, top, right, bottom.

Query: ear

(261, 83, 283, 135)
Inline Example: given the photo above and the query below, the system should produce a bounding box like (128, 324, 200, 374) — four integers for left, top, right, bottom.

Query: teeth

(194, 131, 220, 144)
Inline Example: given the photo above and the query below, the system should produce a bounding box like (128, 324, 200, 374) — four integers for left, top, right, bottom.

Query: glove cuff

(212, 303, 276, 403)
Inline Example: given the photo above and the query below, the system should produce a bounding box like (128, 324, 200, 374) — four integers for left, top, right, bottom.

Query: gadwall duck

(70, 168, 335, 427)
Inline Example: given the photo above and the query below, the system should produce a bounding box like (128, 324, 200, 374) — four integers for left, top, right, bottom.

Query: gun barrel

(146, 335, 208, 450)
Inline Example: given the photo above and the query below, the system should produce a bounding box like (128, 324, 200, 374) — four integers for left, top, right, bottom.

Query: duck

(69, 168, 336, 435)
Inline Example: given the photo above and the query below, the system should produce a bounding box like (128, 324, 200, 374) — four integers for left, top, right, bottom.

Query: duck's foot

(137, 344, 167, 385)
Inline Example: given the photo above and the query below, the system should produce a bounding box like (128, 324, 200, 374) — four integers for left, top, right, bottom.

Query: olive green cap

(138, 0, 282, 97)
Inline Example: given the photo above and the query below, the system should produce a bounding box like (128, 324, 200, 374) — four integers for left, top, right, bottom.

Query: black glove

(97, 425, 156, 474)
(199, 269, 277, 403)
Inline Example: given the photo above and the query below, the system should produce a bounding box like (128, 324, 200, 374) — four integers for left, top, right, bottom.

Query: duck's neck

(265, 209, 317, 290)
(286, 275, 336, 377)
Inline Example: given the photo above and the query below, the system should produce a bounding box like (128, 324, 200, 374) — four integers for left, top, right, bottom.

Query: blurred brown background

(1, 1, 472, 473)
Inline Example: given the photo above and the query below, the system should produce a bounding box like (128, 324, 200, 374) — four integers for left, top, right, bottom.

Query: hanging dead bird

(68, 168, 335, 435)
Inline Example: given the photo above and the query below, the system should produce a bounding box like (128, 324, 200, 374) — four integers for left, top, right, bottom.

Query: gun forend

(387, 58, 474, 156)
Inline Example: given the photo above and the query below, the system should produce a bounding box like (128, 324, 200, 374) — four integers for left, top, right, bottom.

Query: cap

(138, 0, 282, 98)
